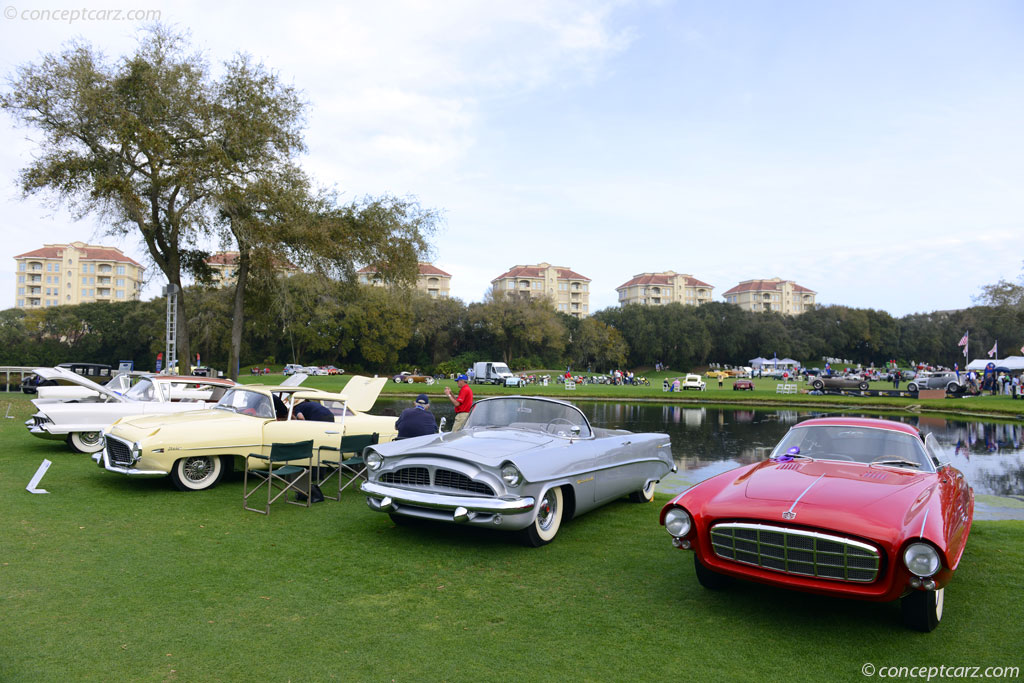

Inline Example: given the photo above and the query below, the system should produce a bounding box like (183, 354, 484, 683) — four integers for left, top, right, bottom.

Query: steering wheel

(546, 417, 575, 434)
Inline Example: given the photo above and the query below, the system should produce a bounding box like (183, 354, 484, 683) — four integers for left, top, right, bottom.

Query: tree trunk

(227, 247, 250, 380)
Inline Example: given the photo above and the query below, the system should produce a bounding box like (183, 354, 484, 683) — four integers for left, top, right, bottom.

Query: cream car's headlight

(365, 451, 383, 471)
(500, 463, 522, 487)
(664, 508, 692, 538)
(903, 542, 941, 577)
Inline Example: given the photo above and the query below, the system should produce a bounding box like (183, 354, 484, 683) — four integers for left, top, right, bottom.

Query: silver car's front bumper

(361, 480, 536, 527)
(26, 420, 65, 441)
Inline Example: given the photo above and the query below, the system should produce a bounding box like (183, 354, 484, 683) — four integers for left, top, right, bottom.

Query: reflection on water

(377, 398, 1024, 499)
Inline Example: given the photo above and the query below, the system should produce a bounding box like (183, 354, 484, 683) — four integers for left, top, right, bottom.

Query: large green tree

(1, 27, 223, 369)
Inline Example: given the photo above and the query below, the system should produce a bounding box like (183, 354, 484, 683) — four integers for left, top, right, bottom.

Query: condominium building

(14, 241, 144, 309)
(357, 263, 452, 298)
(722, 277, 816, 314)
(491, 262, 591, 318)
(205, 251, 299, 288)
(616, 271, 714, 306)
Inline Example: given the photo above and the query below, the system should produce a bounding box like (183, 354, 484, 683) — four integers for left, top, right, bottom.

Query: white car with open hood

(25, 367, 306, 453)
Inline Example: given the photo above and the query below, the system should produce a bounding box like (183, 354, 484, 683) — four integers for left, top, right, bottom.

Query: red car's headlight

(665, 508, 692, 538)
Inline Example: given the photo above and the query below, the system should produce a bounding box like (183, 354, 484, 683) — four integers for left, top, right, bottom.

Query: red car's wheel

(901, 587, 944, 632)
(693, 553, 731, 589)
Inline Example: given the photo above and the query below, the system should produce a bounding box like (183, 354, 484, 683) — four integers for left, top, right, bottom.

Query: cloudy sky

(2, 0, 1022, 316)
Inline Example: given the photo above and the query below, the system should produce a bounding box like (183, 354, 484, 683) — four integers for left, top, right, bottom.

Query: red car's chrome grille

(710, 522, 880, 583)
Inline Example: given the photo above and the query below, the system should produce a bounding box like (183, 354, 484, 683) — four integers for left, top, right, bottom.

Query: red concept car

(660, 417, 973, 632)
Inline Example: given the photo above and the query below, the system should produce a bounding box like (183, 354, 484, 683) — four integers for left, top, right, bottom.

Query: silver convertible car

(361, 396, 675, 546)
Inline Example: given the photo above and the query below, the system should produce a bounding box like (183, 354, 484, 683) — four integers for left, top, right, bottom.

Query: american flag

(957, 332, 968, 347)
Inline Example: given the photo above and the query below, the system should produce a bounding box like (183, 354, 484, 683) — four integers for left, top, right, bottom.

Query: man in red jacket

(444, 374, 474, 431)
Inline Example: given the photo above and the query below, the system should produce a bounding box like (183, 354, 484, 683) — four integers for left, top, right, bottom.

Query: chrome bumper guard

(361, 480, 535, 515)
(92, 446, 166, 477)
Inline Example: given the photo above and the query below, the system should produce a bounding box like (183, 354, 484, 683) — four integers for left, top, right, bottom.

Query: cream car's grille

(105, 437, 134, 466)
(710, 522, 880, 583)
(381, 467, 429, 487)
(434, 469, 494, 495)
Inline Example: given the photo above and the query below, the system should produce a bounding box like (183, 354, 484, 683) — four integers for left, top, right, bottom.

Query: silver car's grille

(434, 469, 494, 496)
(381, 467, 430, 487)
(105, 437, 134, 466)
(710, 522, 881, 583)
(32, 415, 52, 427)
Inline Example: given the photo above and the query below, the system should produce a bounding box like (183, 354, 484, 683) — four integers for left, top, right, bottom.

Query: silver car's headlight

(500, 463, 522, 487)
(903, 542, 941, 577)
(365, 451, 383, 471)
(664, 508, 692, 538)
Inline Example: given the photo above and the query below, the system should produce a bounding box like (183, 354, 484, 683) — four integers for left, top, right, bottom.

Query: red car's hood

(693, 459, 937, 544)
(743, 460, 925, 508)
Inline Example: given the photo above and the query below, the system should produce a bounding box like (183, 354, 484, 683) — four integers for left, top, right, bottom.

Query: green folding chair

(317, 433, 379, 500)
(243, 440, 316, 514)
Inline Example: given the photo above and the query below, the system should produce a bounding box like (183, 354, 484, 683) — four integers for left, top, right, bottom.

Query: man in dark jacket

(292, 399, 335, 422)
(396, 394, 437, 439)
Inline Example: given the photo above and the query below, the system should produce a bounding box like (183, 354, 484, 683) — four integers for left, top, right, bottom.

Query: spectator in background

(293, 400, 335, 422)
(445, 374, 474, 431)
(396, 394, 437, 439)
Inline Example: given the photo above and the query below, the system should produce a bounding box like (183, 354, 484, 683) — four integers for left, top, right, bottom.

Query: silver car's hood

(374, 428, 555, 465)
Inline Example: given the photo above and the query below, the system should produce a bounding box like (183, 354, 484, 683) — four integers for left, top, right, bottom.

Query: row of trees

(3, 274, 1022, 374)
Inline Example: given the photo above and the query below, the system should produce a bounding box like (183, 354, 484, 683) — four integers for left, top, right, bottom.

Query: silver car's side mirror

(438, 416, 447, 433)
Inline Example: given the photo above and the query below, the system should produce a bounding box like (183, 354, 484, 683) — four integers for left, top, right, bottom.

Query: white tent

(966, 356, 1024, 372)
(749, 357, 769, 368)
(777, 358, 800, 368)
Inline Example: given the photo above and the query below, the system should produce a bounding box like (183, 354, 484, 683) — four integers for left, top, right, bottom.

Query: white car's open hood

(31, 367, 126, 403)
(340, 375, 388, 412)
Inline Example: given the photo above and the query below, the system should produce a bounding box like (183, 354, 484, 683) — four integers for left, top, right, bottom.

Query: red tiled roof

(358, 263, 451, 277)
(616, 273, 713, 289)
(493, 265, 590, 282)
(15, 244, 143, 267)
(722, 279, 816, 295)
(207, 251, 239, 266)
(417, 263, 451, 277)
(207, 251, 297, 269)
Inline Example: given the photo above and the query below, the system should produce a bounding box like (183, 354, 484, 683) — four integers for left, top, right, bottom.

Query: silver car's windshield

(215, 388, 274, 418)
(771, 425, 934, 470)
(465, 397, 591, 438)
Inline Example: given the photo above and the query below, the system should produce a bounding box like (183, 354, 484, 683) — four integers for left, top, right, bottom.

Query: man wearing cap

(395, 393, 438, 439)
(445, 374, 473, 431)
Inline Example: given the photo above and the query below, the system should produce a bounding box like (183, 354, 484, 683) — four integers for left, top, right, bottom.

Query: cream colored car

(92, 376, 397, 491)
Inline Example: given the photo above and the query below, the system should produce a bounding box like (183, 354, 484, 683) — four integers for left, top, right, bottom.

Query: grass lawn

(1, 394, 1022, 681)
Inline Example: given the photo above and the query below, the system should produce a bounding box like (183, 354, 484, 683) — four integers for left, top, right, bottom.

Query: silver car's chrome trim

(361, 480, 535, 514)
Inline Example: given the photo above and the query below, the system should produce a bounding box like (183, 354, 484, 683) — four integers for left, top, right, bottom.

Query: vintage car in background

(94, 376, 397, 491)
(681, 374, 706, 391)
(732, 379, 755, 391)
(810, 375, 870, 391)
(33, 372, 134, 403)
(361, 396, 675, 546)
(26, 368, 241, 453)
(392, 371, 435, 385)
(907, 372, 963, 394)
(660, 417, 973, 632)
(21, 362, 113, 394)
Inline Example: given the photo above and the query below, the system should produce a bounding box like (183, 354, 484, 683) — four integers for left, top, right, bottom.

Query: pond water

(376, 398, 1024, 517)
